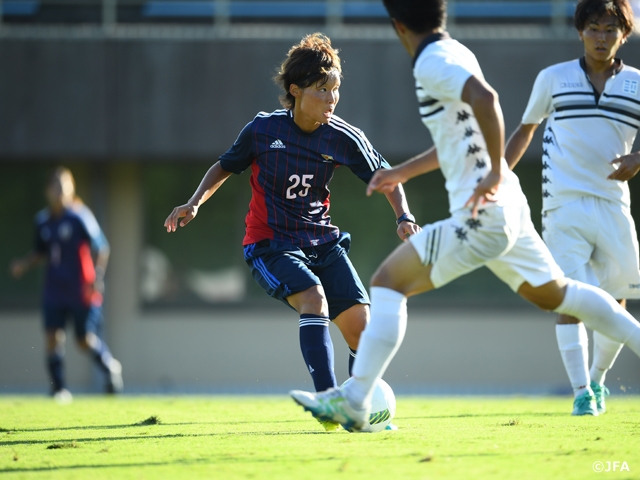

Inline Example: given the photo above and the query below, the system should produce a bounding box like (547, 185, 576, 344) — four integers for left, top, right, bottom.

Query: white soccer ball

(341, 377, 396, 432)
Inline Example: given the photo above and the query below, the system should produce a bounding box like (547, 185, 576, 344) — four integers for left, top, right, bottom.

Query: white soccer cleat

(52, 388, 73, 404)
(106, 358, 123, 394)
(290, 387, 368, 432)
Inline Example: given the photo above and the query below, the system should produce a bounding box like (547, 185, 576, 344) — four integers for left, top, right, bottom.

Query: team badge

(58, 222, 73, 241)
(321, 154, 334, 162)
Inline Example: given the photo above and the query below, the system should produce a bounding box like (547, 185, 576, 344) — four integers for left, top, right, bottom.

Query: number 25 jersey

(219, 109, 390, 248)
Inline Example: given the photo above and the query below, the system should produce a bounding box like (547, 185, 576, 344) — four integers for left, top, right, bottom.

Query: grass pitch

(1, 395, 639, 479)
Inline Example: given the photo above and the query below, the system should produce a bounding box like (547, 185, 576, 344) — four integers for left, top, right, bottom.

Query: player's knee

(341, 323, 365, 349)
(518, 279, 566, 311)
(45, 329, 65, 351)
(334, 312, 367, 349)
(297, 290, 328, 316)
(370, 264, 394, 289)
(529, 297, 561, 312)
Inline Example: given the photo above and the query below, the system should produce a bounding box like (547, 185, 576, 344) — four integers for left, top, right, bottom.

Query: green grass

(1, 395, 639, 479)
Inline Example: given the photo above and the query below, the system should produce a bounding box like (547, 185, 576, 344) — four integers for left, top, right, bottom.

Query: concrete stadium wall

(2, 37, 638, 160)
(2, 37, 640, 395)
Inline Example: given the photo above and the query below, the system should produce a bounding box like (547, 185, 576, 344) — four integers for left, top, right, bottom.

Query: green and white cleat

(290, 387, 368, 432)
(590, 381, 610, 414)
(572, 389, 598, 416)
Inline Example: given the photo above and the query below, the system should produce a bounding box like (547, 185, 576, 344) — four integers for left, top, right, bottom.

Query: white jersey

(522, 58, 640, 212)
(413, 34, 527, 213)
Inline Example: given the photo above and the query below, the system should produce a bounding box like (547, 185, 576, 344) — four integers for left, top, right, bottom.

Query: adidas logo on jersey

(270, 139, 286, 149)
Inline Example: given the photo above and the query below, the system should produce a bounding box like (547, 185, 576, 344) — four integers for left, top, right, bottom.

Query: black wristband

(396, 213, 416, 225)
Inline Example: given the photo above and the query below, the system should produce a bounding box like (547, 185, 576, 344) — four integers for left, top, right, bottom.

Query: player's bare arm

(461, 75, 504, 217)
(164, 162, 233, 232)
(367, 146, 440, 197)
(93, 247, 110, 294)
(9, 252, 45, 279)
(505, 123, 539, 170)
(380, 183, 422, 241)
(608, 152, 640, 181)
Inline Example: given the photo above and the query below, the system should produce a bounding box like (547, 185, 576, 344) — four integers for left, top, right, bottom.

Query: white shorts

(409, 204, 564, 292)
(543, 197, 640, 299)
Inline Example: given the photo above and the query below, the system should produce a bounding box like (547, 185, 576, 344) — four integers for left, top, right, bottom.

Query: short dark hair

(274, 32, 342, 110)
(574, 0, 635, 36)
(48, 166, 75, 190)
(382, 0, 447, 34)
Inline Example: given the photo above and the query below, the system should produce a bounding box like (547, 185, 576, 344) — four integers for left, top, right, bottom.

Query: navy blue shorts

(243, 232, 369, 320)
(43, 304, 103, 339)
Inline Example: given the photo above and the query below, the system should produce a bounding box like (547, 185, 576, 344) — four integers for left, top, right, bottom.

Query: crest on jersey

(321, 154, 334, 162)
(623, 79, 638, 95)
(58, 222, 73, 241)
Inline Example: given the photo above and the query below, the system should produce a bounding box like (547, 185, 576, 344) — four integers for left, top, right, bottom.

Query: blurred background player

(10, 167, 123, 402)
(505, 0, 640, 415)
(290, 0, 640, 431)
(164, 33, 419, 430)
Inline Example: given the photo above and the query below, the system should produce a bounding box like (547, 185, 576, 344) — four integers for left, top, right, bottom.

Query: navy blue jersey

(219, 109, 390, 248)
(34, 203, 109, 308)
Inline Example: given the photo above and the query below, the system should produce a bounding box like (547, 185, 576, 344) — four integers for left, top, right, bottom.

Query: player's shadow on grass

(0, 428, 327, 448)
(0, 455, 310, 474)
(4, 422, 202, 433)
(2, 418, 304, 434)
(0, 420, 299, 433)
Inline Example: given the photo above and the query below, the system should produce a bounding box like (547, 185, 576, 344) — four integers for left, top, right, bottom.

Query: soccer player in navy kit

(10, 167, 123, 402)
(165, 33, 420, 430)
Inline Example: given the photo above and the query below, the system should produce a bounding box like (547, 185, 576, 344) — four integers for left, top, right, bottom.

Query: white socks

(556, 323, 590, 397)
(555, 280, 640, 357)
(346, 287, 407, 409)
(590, 331, 624, 385)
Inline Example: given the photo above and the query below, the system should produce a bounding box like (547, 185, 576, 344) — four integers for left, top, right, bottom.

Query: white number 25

(286, 174, 314, 199)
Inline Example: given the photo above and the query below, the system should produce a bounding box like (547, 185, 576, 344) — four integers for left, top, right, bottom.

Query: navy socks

(46, 352, 64, 392)
(299, 314, 336, 392)
(348, 347, 357, 377)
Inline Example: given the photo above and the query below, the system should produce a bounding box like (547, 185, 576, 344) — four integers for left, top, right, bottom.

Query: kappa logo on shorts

(622, 79, 638, 95)
(270, 139, 286, 149)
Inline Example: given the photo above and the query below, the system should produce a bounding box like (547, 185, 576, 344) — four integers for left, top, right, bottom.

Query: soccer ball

(341, 377, 396, 432)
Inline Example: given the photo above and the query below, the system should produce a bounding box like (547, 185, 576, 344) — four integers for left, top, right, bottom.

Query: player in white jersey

(505, 0, 640, 416)
(290, 0, 640, 432)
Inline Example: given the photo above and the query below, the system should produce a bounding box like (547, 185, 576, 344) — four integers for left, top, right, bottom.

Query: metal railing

(0, 0, 577, 27)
